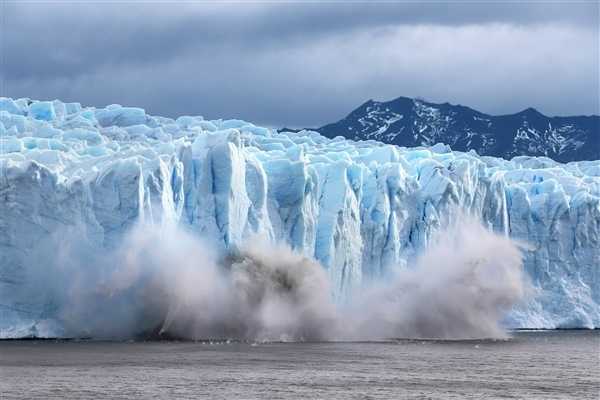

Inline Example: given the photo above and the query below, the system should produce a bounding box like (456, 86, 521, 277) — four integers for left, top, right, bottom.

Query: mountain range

(311, 97, 599, 162)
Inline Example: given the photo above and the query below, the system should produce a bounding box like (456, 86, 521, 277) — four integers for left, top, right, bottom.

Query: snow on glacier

(0, 97, 598, 338)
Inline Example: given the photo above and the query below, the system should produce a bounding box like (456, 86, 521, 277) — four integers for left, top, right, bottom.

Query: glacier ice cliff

(0, 97, 598, 337)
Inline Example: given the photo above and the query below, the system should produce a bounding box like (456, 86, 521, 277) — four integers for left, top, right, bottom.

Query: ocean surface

(0, 331, 598, 399)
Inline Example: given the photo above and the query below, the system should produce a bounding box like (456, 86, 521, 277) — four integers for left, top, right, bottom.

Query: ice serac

(1, 97, 599, 337)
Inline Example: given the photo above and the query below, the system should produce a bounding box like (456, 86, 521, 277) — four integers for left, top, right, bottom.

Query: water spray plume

(25, 218, 526, 340)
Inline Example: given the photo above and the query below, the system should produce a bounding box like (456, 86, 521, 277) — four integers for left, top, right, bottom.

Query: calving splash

(20, 218, 525, 341)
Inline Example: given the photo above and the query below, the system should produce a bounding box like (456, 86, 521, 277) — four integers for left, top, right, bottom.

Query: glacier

(0, 97, 598, 338)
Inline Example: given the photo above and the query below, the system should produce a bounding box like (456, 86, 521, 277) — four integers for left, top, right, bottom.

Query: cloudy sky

(1, 1, 598, 127)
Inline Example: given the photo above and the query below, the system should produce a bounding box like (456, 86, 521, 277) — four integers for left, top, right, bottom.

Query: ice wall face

(1, 98, 598, 337)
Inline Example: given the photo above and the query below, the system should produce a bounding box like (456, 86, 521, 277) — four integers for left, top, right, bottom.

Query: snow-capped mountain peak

(317, 97, 599, 162)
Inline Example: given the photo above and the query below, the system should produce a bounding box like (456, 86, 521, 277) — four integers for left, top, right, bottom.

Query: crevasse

(0, 98, 598, 337)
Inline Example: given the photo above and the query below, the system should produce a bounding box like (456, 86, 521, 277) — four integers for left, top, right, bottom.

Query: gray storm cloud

(1, 2, 598, 126)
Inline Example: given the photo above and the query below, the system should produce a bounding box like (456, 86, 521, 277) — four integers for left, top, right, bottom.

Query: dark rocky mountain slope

(314, 97, 599, 162)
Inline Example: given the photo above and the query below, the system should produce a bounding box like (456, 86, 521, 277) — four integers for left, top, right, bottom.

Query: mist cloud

(25, 217, 526, 341)
(347, 219, 526, 339)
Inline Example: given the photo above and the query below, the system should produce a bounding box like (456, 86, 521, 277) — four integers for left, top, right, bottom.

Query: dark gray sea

(0, 331, 598, 399)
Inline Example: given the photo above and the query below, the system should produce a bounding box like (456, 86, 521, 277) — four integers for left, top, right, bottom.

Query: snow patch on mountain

(318, 97, 600, 162)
